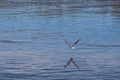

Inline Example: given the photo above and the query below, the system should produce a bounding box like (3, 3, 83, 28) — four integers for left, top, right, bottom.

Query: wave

(0, 39, 31, 43)
(85, 44, 120, 48)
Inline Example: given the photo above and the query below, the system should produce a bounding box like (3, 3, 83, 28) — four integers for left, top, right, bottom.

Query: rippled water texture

(0, 0, 120, 80)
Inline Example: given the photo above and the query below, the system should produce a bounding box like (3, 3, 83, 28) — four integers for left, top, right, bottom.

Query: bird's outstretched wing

(65, 40, 71, 47)
(72, 39, 80, 47)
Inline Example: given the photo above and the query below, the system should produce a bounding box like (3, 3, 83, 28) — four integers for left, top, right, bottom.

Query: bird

(65, 39, 80, 49)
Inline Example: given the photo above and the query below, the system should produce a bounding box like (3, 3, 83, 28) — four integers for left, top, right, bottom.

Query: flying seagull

(65, 39, 80, 49)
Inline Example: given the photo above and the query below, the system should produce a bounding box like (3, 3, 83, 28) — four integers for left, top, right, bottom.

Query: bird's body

(71, 46, 75, 49)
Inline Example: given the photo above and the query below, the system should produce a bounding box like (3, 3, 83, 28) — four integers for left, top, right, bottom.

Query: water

(0, 0, 120, 80)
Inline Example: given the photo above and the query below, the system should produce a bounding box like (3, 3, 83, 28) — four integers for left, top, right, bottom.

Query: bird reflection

(64, 57, 79, 69)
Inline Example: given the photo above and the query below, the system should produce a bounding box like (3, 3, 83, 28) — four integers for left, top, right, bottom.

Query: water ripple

(0, 39, 31, 43)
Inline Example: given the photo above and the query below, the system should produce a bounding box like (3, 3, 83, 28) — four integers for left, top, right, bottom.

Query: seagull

(65, 39, 80, 49)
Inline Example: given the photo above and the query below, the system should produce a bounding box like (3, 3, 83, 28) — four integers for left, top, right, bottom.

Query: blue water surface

(0, 0, 120, 80)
